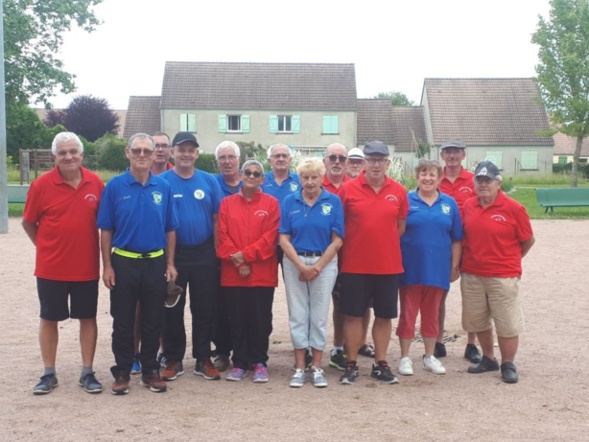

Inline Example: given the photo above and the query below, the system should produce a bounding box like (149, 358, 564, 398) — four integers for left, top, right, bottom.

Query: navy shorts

(339, 273, 400, 319)
(37, 278, 99, 321)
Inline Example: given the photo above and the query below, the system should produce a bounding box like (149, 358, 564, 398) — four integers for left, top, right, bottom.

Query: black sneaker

(434, 342, 447, 358)
(467, 355, 499, 374)
(371, 361, 399, 384)
(33, 374, 58, 395)
(329, 350, 348, 371)
(339, 361, 359, 385)
(464, 344, 482, 363)
(78, 372, 103, 394)
(501, 362, 519, 384)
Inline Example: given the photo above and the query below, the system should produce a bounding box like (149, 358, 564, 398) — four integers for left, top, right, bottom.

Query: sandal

(358, 344, 375, 358)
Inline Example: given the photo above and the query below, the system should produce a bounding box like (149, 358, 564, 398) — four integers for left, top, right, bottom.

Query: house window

(322, 116, 339, 134)
(558, 156, 568, 165)
(180, 113, 196, 132)
(218, 114, 250, 133)
(484, 151, 503, 169)
(521, 151, 538, 170)
(269, 115, 301, 133)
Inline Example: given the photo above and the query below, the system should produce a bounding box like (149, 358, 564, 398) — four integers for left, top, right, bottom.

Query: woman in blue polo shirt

(279, 158, 344, 388)
(396, 159, 463, 377)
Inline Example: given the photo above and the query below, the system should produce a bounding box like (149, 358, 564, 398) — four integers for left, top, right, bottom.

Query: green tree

(373, 91, 416, 106)
(532, 0, 589, 187)
(6, 104, 50, 160)
(3, 0, 102, 105)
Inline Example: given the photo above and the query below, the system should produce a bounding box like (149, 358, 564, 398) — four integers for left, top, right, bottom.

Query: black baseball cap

(172, 132, 199, 147)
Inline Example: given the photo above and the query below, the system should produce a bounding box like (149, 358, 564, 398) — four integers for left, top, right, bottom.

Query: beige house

(552, 132, 589, 164)
(124, 62, 357, 153)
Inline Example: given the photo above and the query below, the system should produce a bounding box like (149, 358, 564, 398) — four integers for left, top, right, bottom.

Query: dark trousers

(163, 240, 219, 361)
(213, 287, 232, 356)
(110, 253, 166, 375)
(224, 286, 274, 370)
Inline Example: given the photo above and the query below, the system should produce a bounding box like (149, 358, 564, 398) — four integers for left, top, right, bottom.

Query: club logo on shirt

(194, 189, 205, 200)
(290, 183, 299, 192)
(152, 192, 163, 205)
(384, 195, 398, 203)
(254, 210, 268, 217)
(459, 187, 473, 193)
(84, 193, 98, 202)
(321, 203, 333, 215)
(441, 204, 451, 215)
(491, 214, 507, 222)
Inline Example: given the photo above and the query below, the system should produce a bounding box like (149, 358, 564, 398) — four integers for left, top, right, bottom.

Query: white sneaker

(310, 367, 328, 388)
(398, 357, 414, 376)
(423, 355, 446, 374)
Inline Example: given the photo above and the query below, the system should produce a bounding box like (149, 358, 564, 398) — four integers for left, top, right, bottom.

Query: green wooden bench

(7, 184, 29, 204)
(535, 188, 589, 213)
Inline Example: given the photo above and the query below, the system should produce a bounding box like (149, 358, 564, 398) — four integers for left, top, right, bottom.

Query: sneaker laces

(254, 364, 267, 376)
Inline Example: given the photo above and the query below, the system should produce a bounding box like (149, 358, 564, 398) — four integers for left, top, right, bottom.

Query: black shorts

(339, 273, 400, 319)
(37, 278, 99, 321)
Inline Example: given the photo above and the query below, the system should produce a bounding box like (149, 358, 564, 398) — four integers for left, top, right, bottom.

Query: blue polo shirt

(97, 169, 179, 253)
(261, 171, 300, 203)
(161, 169, 223, 246)
(279, 189, 344, 253)
(216, 173, 242, 198)
(400, 190, 463, 291)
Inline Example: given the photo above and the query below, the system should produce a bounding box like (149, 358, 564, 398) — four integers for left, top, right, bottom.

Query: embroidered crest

(152, 192, 163, 205)
(441, 204, 451, 215)
(321, 203, 333, 215)
(194, 189, 205, 200)
(290, 182, 299, 192)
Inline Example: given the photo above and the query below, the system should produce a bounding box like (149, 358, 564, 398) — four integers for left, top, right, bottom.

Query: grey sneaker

(33, 374, 58, 395)
(78, 372, 104, 393)
(339, 361, 359, 385)
(290, 368, 306, 388)
(371, 361, 399, 384)
(212, 354, 230, 372)
(310, 367, 328, 388)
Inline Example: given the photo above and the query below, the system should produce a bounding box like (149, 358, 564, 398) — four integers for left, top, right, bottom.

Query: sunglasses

(327, 155, 347, 163)
(243, 170, 263, 178)
(129, 148, 154, 156)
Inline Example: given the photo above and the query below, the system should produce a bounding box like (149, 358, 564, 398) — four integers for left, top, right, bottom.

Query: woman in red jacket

(217, 160, 280, 383)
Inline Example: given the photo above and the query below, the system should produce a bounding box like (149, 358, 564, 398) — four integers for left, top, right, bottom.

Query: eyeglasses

(327, 155, 347, 163)
(348, 159, 364, 165)
(366, 157, 389, 165)
(243, 170, 263, 178)
(155, 143, 170, 149)
(129, 148, 155, 156)
(218, 155, 238, 163)
(272, 153, 290, 159)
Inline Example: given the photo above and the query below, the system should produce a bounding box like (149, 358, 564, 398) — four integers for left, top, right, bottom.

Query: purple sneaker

(226, 367, 250, 382)
(252, 363, 269, 383)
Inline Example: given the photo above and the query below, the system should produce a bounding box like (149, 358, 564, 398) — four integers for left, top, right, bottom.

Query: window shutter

(521, 151, 538, 169)
(292, 115, 300, 133)
(218, 115, 227, 133)
(187, 114, 196, 132)
(323, 115, 338, 134)
(331, 116, 338, 134)
(180, 113, 187, 131)
(269, 115, 278, 132)
(322, 116, 330, 133)
(241, 115, 250, 133)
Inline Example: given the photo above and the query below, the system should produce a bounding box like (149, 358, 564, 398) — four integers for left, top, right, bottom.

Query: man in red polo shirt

(437, 140, 481, 364)
(461, 161, 535, 384)
(338, 140, 408, 385)
(23, 132, 105, 395)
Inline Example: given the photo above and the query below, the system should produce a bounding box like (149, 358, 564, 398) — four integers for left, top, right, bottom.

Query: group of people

(23, 131, 535, 395)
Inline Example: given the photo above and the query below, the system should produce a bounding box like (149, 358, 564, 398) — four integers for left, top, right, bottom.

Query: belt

(113, 247, 164, 259)
(298, 252, 323, 257)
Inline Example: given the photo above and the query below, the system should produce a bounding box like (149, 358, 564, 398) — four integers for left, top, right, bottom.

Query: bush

(196, 152, 218, 174)
(552, 162, 589, 179)
(94, 134, 128, 171)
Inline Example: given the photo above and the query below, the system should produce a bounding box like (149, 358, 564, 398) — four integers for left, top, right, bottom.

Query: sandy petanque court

(0, 217, 587, 441)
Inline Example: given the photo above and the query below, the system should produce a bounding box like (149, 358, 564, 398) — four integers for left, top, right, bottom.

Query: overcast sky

(50, 0, 552, 110)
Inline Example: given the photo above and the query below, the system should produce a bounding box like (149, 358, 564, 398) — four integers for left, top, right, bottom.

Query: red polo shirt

(23, 166, 104, 281)
(338, 172, 408, 274)
(461, 190, 533, 278)
(439, 167, 475, 209)
(322, 175, 350, 194)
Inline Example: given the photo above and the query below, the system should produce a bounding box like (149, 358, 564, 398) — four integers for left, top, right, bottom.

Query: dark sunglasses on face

(129, 148, 154, 156)
(327, 155, 347, 163)
(243, 170, 263, 178)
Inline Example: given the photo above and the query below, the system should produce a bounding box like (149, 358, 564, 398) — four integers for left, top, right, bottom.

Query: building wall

(162, 109, 356, 153)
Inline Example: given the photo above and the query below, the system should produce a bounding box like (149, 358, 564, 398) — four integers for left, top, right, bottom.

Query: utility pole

(0, 0, 8, 234)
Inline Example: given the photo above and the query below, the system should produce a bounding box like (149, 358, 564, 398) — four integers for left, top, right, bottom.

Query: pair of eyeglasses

(218, 155, 238, 163)
(327, 155, 347, 163)
(348, 160, 364, 165)
(129, 148, 154, 156)
(366, 157, 388, 165)
(155, 143, 170, 149)
(243, 170, 263, 178)
(272, 153, 290, 159)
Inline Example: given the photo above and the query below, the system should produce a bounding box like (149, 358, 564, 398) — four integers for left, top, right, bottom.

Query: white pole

(0, 0, 9, 234)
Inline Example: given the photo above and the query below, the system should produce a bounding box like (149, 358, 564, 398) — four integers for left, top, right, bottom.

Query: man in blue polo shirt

(98, 133, 178, 395)
(261, 144, 300, 202)
(159, 132, 224, 382)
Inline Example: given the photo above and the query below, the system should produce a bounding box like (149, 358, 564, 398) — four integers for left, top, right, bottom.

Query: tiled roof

(552, 132, 589, 156)
(161, 62, 357, 111)
(123, 96, 161, 139)
(356, 100, 427, 152)
(423, 78, 553, 147)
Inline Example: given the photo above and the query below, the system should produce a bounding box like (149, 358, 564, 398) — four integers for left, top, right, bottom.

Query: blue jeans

(283, 255, 338, 350)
